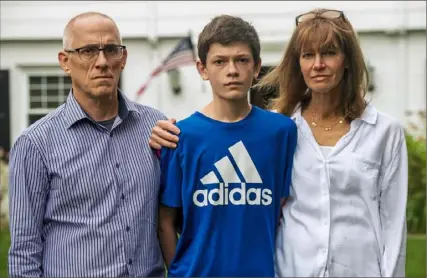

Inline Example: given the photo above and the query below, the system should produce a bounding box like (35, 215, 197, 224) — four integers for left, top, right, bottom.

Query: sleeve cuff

(160, 197, 181, 208)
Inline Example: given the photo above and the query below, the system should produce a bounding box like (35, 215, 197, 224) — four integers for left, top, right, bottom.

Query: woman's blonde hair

(256, 8, 369, 119)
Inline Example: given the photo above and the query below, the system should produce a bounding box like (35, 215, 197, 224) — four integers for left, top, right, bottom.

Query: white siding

(1, 1, 425, 40)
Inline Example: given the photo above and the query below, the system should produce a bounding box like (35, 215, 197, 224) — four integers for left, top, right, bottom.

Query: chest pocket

(349, 153, 381, 200)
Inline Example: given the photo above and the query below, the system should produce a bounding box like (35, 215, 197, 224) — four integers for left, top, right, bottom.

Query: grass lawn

(0, 227, 10, 278)
(406, 234, 426, 278)
(0, 229, 425, 277)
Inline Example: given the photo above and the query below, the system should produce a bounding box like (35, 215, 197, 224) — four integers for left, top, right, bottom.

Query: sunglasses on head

(295, 9, 344, 26)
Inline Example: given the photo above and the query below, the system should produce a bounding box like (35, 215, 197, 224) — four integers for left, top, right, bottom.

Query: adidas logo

(193, 141, 272, 207)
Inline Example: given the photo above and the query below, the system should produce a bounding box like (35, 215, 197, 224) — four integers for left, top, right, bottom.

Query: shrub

(405, 110, 426, 234)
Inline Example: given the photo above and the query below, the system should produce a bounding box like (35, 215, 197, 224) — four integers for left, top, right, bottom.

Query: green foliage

(405, 110, 426, 234)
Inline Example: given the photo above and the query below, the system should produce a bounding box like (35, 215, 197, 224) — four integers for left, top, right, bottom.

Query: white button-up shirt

(275, 103, 408, 277)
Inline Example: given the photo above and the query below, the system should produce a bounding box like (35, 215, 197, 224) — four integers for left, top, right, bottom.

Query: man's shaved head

(58, 11, 127, 105)
(62, 12, 122, 49)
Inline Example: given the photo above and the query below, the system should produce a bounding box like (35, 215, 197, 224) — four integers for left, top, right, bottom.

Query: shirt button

(121, 194, 125, 200)
(128, 259, 132, 265)
(115, 163, 119, 168)
(126, 226, 130, 231)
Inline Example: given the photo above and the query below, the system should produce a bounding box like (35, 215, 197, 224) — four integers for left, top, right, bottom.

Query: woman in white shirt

(148, 8, 408, 277)
(256, 8, 408, 277)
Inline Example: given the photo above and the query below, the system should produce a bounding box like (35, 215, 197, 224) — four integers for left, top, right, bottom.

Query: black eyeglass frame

(64, 44, 127, 61)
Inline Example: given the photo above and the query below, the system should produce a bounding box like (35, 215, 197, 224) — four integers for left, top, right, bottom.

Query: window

(28, 75, 72, 125)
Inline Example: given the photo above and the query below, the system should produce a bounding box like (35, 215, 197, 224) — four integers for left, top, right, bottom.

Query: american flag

(135, 35, 196, 99)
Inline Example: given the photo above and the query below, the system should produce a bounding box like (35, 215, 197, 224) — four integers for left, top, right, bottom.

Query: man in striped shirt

(8, 12, 166, 277)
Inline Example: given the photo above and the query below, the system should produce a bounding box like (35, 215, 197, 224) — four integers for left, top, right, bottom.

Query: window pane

(63, 88, 71, 96)
(29, 76, 42, 85)
(47, 89, 58, 97)
(30, 88, 42, 97)
(46, 76, 59, 84)
(47, 101, 59, 109)
(64, 76, 72, 85)
(29, 114, 47, 126)
(30, 96, 42, 102)
(64, 85, 72, 92)
(30, 101, 43, 109)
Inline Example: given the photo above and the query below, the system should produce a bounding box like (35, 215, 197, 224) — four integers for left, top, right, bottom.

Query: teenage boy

(157, 15, 297, 277)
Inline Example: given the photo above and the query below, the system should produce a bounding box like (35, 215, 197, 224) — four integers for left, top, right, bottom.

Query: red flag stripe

(166, 51, 195, 62)
(164, 55, 195, 65)
(165, 57, 195, 68)
(162, 59, 195, 72)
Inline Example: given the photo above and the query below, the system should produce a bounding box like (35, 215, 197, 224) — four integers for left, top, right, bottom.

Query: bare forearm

(158, 223, 178, 268)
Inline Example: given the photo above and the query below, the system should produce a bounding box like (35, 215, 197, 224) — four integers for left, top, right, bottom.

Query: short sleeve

(282, 122, 297, 198)
(159, 146, 183, 208)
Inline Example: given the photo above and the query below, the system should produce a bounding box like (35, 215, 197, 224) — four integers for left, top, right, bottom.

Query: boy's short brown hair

(197, 15, 261, 66)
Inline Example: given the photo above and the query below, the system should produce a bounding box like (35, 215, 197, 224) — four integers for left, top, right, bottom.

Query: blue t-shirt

(160, 106, 297, 277)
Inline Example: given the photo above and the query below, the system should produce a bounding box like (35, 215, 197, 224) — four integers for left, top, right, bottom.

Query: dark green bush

(405, 110, 426, 234)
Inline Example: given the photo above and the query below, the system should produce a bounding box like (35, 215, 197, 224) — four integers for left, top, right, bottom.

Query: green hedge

(405, 110, 426, 234)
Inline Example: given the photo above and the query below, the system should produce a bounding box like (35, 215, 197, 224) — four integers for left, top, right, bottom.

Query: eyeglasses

(65, 44, 126, 62)
(295, 9, 344, 26)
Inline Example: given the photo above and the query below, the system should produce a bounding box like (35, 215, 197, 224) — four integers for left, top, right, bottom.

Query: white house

(0, 1, 426, 152)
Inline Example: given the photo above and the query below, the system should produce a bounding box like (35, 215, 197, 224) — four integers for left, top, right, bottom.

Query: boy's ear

(253, 58, 262, 79)
(196, 59, 209, 81)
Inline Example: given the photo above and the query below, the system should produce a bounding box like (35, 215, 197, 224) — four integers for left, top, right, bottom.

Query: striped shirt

(8, 90, 166, 277)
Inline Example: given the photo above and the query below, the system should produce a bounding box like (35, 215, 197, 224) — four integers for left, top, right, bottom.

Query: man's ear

(120, 48, 128, 71)
(58, 51, 71, 75)
(196, 59, 209, 81)
(253, 57, 262, 79)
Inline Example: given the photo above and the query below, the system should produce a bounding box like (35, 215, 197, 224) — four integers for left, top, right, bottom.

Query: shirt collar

(64, 89, 140, 129)
(290, 102, 377, 125)
(290, 103, 303, 123)
(358, 102, 377, 125)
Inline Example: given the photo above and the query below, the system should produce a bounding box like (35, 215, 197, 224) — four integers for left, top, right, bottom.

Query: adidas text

(193, 183, 272, 207)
